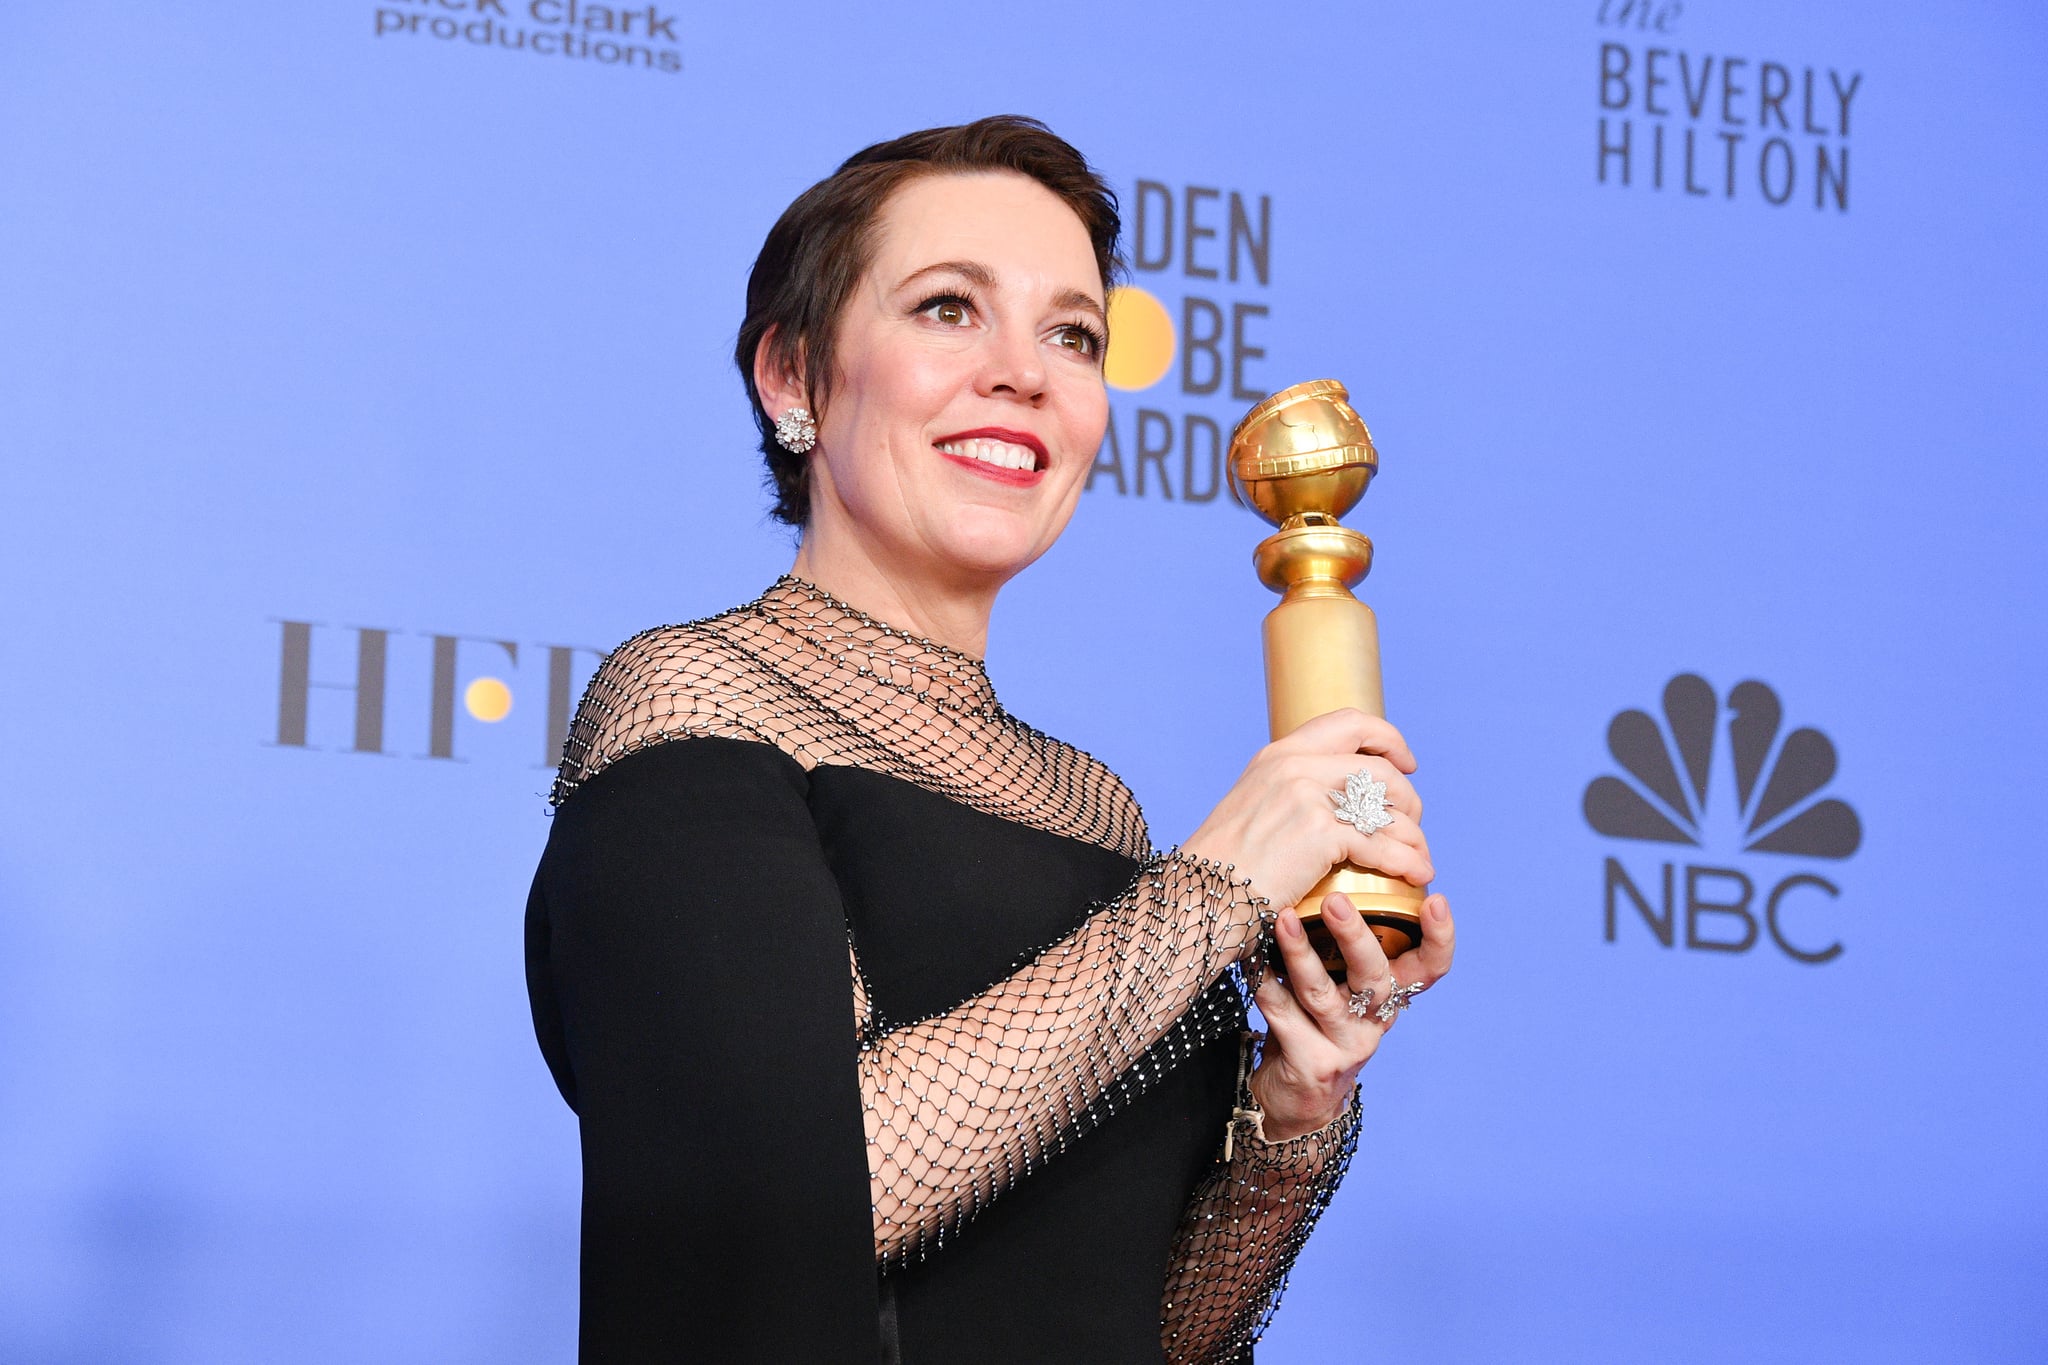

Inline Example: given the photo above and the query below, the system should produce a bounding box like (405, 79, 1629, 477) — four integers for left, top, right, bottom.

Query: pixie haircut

(735, 115, 1124, 526)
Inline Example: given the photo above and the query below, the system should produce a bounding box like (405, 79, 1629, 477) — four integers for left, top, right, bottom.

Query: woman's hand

(1184, 708, 1434, 921)
(1249, 890, 1457, 1140)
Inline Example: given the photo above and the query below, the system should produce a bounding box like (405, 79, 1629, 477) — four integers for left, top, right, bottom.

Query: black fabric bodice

(816, 762, 1241, 1362)
(526, 736, 1241, 1363)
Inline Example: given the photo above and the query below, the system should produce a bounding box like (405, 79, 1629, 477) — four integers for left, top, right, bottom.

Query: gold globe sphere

(1226, 378, 1379, 528)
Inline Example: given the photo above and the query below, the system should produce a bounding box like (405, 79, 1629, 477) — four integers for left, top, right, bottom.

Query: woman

(525, 116, 1455, 1364)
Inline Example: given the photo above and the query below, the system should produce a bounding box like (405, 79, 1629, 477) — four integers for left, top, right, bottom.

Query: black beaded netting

(552, 577, 1360, 1362)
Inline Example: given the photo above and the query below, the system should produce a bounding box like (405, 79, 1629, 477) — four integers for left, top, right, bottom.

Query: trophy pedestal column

(1257, 525, 1426, 978)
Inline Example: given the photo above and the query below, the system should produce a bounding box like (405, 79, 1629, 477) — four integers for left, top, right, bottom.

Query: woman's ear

(752, 327, 809, 422)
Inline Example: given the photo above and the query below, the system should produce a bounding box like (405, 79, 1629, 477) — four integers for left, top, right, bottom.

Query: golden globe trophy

(1229, 379, 1425, 981)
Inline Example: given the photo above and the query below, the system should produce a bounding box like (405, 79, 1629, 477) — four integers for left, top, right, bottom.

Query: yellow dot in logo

(1103, 286, 1175, 392)
(465, 677, 512, 723)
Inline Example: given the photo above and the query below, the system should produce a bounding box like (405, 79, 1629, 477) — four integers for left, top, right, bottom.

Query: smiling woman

(764, 170, 1109, 616)
(523, 115, 1455, 1364)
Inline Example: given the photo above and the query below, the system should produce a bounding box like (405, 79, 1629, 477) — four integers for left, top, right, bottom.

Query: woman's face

(797, 172, 1110, 590)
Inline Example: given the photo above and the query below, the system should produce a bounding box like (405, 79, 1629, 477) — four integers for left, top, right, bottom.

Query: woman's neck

(789, 533, 999, 659)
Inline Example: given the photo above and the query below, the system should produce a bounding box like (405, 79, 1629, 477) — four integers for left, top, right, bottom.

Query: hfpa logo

(269, 620, 604, 768)
(1583, 673, 1861, 964)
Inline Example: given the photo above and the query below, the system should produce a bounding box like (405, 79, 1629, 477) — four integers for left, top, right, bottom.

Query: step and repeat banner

(3, 2, 2043, 1361)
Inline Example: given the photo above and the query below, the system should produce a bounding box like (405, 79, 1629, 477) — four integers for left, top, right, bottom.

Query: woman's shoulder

(991, 711, 1155, 860)
(551, 612, 809, 804)
(595, 611, 767, 693)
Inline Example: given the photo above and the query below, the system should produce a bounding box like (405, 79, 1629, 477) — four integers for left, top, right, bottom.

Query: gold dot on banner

(1103, 286, 1175, 392)
(465, 677, 512, 723)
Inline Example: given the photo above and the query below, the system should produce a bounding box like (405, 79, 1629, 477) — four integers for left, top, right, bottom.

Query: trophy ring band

(1329, 769, 1395, 837)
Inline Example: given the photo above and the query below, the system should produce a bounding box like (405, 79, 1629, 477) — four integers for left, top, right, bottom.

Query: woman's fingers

(1343, 826, 1434, 886)
(1271, 908, 1346, 1022)
(1364, 807, 1431, 857)
(1187, 707, 1433, 926)
(1289, 752, 1432, 881)
(1322, 892, 1395, 1015)
(1249, 893, 1426, 1138)
(1276, 708, 1416, 774)
(1279, 894, 1395, 1033)
(1254, 970, 1343, 1090)
(1390, 892, 1457, 989)
(1300, 752, 1421, 820)
(1253, 965, 1312, 1033)
(1379, 765, 1423, 822)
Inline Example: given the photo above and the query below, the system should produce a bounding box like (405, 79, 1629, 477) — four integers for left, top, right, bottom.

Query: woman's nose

(976, 327, 1047, 405)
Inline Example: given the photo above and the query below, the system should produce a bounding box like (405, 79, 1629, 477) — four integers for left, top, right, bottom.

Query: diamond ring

(1329, 769, 1395, 836)
(1375, 978, 1426, 1024)
(1346, 983, 1377, 1018)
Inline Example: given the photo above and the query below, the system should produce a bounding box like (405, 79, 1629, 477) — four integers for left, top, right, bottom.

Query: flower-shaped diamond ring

(1329, 769, 1394, 836)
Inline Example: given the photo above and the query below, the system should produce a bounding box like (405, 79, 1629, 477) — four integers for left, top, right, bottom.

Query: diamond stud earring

(773, 406, 817, 454)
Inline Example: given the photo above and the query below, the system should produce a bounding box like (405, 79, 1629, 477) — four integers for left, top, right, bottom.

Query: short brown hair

(735, 116, 1123, 525)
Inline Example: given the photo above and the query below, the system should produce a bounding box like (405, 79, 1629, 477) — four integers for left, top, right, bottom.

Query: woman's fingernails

(1277, 909, 1302, 939)
(1429, 895, 1447, 920)
(1325, 895, 1354, 922)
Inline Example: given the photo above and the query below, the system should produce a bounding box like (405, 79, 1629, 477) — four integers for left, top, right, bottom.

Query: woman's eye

(1056, 325, 1102, 357)
(924, 298, 971, 326)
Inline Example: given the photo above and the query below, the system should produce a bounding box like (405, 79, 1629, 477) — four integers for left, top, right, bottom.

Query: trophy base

(1283, 863, 1427, 983)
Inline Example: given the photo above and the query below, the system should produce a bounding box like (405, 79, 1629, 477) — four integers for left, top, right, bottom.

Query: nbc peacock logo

(1584, 674, 1860, 964)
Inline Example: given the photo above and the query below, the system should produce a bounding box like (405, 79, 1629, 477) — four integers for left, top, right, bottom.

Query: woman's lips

(933, 428, 1049, 486)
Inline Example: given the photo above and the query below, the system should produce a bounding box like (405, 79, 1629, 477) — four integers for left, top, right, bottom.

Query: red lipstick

(933, 427, 1049, 487)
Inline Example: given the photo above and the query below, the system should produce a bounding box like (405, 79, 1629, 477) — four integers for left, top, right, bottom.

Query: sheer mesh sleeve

(549, 628, 786, 803)
(858, 851, 1268, 1265)
(1160, 1039, 1363, 1364)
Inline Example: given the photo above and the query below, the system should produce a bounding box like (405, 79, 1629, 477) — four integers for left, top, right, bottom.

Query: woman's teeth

(937, 438, 1038, 472)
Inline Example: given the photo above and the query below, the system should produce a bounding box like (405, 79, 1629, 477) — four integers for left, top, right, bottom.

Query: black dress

(524, 579, 1359, 1364)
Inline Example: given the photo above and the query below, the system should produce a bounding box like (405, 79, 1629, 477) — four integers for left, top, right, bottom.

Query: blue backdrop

(3, 2, 2044, 1360)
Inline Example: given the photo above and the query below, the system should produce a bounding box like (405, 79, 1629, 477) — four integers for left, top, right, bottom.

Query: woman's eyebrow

(895, 261, 1105, 321)
(1052, 287, 1106, 323)
(896, 259, 998, 292)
